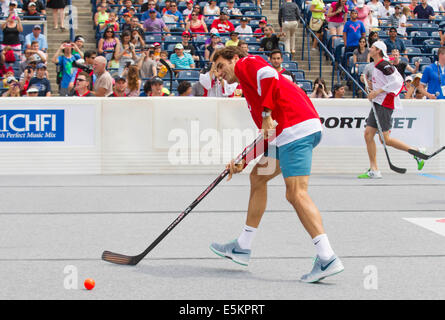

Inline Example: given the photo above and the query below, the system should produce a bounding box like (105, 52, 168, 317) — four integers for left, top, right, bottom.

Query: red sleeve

(229, 22, 235, 32)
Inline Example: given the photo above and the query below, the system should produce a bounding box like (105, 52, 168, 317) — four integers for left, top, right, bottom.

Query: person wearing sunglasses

(163, 1, 185, 31)
(70, 71, 94, 96)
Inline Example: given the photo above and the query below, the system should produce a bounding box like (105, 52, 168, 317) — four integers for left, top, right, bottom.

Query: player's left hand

(262, 115, 276, 139)
(367, 90, 378, 101)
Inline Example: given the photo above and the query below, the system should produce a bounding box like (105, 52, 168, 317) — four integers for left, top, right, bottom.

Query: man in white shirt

(428, 0, 445, 14)
(377, 0, 395, 23)
(235, 17, 253, 34)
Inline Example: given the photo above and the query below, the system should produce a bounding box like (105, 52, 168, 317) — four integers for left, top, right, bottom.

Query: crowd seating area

(90, 0, 313, 96)
(303, 0, 445, 98)
(0, 0, 47, 95)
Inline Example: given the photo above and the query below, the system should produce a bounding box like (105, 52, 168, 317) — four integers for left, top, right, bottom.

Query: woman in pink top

(326, 0, 348, 36)
(355, 0, 372, 34)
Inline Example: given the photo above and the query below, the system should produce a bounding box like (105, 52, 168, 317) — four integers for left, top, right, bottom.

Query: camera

(201, 63, 212, 74)
(73, 60, 93, 74)
(125, 61, 132, 68)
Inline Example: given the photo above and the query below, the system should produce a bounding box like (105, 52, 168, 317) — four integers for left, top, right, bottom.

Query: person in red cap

(254, 19, 267, 40)
(183, 0, 194, 16)
(181, 31, 199, 62)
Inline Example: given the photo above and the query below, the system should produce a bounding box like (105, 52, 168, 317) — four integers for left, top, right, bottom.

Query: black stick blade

(390, 164, 407, 174)
(102, 250, 139, 265)
(408, 149, 429, 160)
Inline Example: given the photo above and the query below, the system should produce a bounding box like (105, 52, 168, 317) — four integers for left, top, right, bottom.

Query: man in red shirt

(210, 8, 235, 34)
(209, 46, 344, 283)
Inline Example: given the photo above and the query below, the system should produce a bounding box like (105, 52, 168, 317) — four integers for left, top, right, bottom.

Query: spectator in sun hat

(26, 85, 39, 96)
(235, 17, 253, 35)
(23, 1, 45, 20)
(25, 24, 47, 51)
(170, 43, 195, 70)
(2, 76, 21, 96)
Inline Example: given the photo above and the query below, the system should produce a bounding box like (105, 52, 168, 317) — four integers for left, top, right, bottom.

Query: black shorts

(365, 102, 393, 132)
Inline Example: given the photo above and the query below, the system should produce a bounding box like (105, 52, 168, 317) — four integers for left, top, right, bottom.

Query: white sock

(313, 234, 335, 261)
(237, 225, 257, 250)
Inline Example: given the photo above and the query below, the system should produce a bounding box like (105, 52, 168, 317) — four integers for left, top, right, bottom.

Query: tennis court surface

(0, 173, 444, 300)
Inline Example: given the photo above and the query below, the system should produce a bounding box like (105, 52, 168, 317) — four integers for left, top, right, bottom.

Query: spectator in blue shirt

(384, 27, 407, 57)
(141, 1, 162, 21)
(25, 24, 47, 51)
(170, 43, 195, 70)
(51, 41, 81, 96)
(343, 9, 365, 66)
(28, 62, 51, 96)
(163, 1, 184, 31)
(418, 47, 445, 99)
(413, 0, 435, 20)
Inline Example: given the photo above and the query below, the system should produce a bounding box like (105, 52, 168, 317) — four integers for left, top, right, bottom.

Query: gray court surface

(0, 172, 444, 300)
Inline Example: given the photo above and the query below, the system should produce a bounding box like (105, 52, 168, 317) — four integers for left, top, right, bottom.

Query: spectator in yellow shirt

(225, 31, 240, 47)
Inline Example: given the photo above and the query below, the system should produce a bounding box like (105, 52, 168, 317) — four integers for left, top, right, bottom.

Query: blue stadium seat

(296, 80, 312, 93)
(423, 39, 441, 53)
(292, 70, 305, 80)
(177, 70, 200, 80)
(412, 56, 432, 65)
(282, 61, 298, 71)
(406, 47, 422, 56)
(239, 35, 257, 44)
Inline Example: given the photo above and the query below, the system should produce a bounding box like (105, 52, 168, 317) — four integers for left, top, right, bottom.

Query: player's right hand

(226, 159, 246, 181)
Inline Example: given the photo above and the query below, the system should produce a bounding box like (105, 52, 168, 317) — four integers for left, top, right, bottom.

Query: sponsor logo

(319, 117, 417, 129)
(0, 110, 64, 142)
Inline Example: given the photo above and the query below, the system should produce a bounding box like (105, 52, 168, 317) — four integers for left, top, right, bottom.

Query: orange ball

(84, 278, 95, 290)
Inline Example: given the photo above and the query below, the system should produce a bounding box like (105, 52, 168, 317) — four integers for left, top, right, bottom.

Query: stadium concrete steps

(46, 0, 97, 95)
(262, 4, 354, 97)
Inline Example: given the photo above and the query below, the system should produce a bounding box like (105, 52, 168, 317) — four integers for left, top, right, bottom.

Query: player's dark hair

(269, 49, 282, 58)
(212, 46, 247, 62)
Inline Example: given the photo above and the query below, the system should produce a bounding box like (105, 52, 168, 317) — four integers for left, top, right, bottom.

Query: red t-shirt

(234, 55, 322, 147)
(210, 19, 235, 33)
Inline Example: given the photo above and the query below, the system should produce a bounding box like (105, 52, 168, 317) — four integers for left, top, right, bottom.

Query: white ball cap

(372, 40, 388, 58)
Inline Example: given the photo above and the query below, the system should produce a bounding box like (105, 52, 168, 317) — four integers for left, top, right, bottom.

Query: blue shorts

(265, 131, 322, 178)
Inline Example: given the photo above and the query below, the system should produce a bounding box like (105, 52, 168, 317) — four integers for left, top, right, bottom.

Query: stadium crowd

(1, 0, 445, 99)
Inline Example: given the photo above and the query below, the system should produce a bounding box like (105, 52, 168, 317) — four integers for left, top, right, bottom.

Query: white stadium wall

(0, 97, 443, 174)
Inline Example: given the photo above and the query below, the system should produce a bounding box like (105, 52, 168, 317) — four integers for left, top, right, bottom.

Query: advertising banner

(316, 105, 435, 147)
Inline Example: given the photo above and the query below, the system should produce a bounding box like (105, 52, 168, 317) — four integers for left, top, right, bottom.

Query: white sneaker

(300, 255, 345, 283)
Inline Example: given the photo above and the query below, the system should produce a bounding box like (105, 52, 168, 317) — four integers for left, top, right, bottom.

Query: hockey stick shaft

(408, 146, 445, 160)
(364, 76, 406, 174)
(102, 133, 266, 265)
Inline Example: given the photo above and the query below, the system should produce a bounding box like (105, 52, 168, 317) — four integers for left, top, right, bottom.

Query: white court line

(404, 218, 445, 237)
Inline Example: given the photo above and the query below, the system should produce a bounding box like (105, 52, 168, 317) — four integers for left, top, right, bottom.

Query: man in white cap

(170, 43, 195, 70)
(26, 86, 39, 97)
(358, 40, 425, 179)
